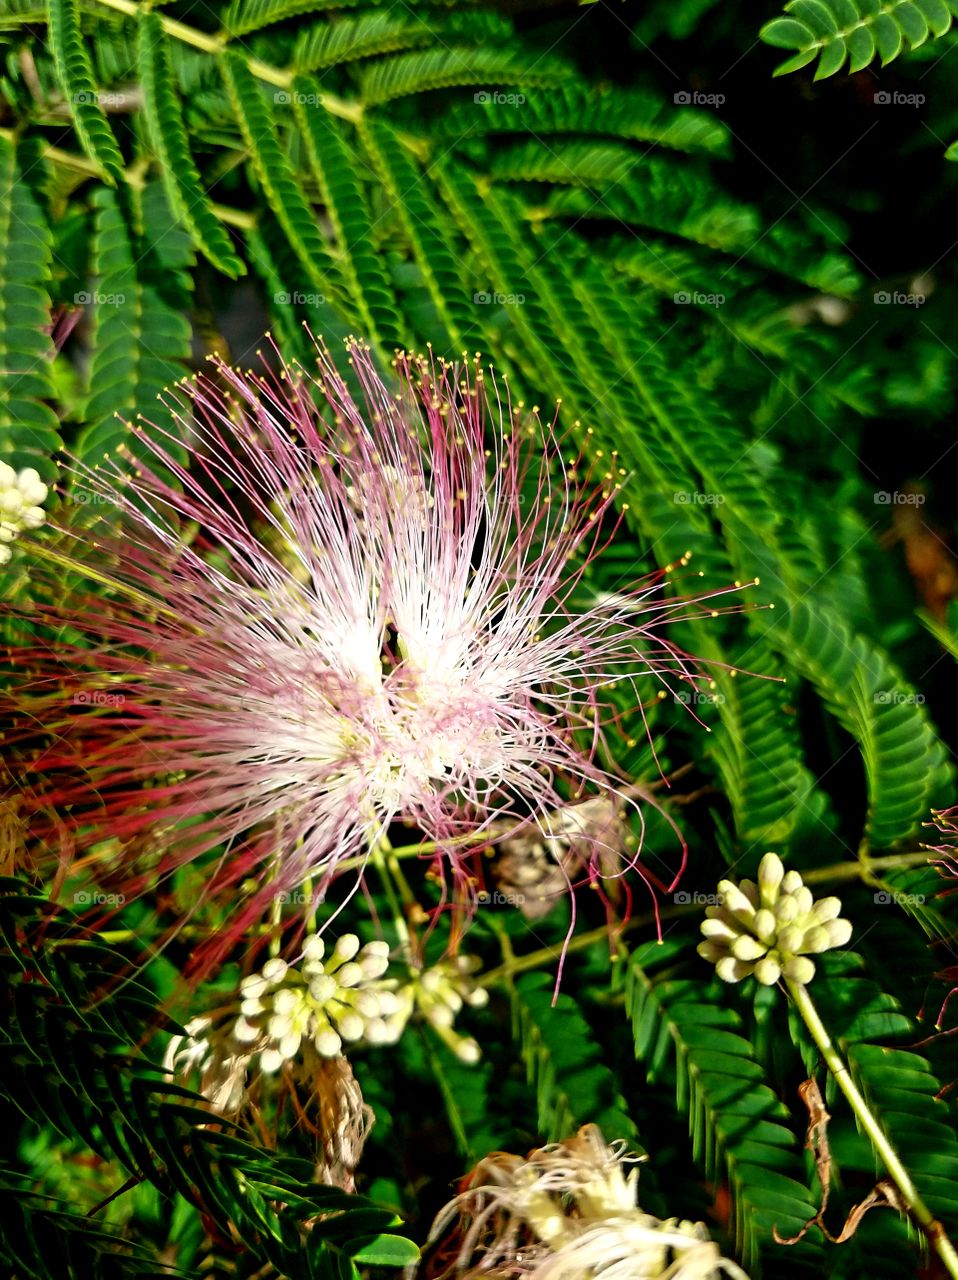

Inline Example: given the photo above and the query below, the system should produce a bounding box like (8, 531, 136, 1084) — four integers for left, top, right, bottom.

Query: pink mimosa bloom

(10, 338, 748, 967)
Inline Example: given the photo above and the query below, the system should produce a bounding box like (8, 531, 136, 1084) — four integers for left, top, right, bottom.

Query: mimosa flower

(8, 337, 748, 966)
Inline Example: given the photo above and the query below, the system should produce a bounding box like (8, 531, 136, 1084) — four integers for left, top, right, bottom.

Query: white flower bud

(308, 974, 337, 1003)
(234, 1016, 260, 1043)
(455, 1037, 481, 1064)
(758, 852, 784, 906)
(783, 956, 816, 984)
(752, 908, 777, 941)
(336, 1011, 365, 1041)
(753, 955, 782, 986)
(261, 957, 288, 984)
(806, 896, 839, 923)
(302, 934, 325, 961)
(278, 1029, 302, 1059)
(731, 935, 766, 962)
(260, 1047, 285, 1073)
(335, 961, 364, 988)
(331, 934, 361, 964)
(314, 1026, 343, 1057)
(715, 956, 751, 983)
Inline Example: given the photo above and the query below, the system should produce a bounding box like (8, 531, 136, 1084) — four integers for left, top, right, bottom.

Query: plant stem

(88, 0, 361, 121)
(369, 831, 411, 946)
(802, 849, 931, 886)
(787, 977, 958, 1278)
(0, 129, 256, 229)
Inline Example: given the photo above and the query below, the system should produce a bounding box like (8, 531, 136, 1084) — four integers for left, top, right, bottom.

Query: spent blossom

(420, 1124, 749, 1280)
(9, 337, 750, 963)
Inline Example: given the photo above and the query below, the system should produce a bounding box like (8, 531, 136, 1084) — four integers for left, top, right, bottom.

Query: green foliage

(0, 879, 418, 1280)
(511, 971, 636, 1144)
(137, 13, 245, 279)
(0, 137, 60, 484)
(761, 0, 958, 78)
(4, 2, 958, 1276)
(47, 0, 124, 182)
(74, 184, 192, 477)
(626, 938, 820, 1272)
(794, 951, 958, 1229)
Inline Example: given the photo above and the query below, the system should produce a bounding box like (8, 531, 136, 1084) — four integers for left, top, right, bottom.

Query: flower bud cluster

(404, 954, 489, 1063)
(697, 852, 852, 986)
(233, 936, 491, 1070)
(234, 935, 404, 1070)
(0, 463, 47, 564)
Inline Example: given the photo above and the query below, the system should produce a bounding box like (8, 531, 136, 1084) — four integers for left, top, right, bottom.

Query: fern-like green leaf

(424, 79, 730, 155)
(47, 0, 124, 182)
(224, 0, 401, 37)
(219, 52, 346, 309)
(137, 13, 245, 278)
(627, 939, 820, 1272)
(755, 596, 953, 848)
(760, 0, 955, 79)
(292, 78, 403, 353)
(292, 8, 510, 71)
(0, 1177, 178, 1280)
(360, 118, 480, 348)
(0, 878, 418, 1280)
(511, 972, 637, 1143)
(0, 137, 60, 487)
(74, 185, 192, 478)
(360, 46, 568, 105)
(797, 950, 958, 1230)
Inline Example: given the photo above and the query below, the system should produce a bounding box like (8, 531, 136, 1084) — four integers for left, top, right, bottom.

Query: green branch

(788, 977, 958, 1279)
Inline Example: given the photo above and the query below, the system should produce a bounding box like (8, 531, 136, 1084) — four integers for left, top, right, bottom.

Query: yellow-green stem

(0, 129, 256, 229)
(787, 978, 958, 1279)
(369, 832, 410, 946)
(88, 0, 361, 120)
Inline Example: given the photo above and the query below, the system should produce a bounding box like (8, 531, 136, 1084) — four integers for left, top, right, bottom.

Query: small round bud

(753, 955, 782, 986)
(758, 852, 785, 906)
(261, 958, 288, 984)
(731, 935, 767, 962)
(782, 956, 816, 985)
(715, 956, 751, 983)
